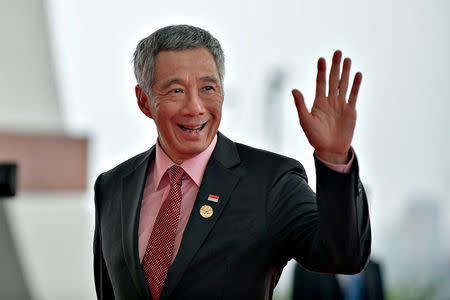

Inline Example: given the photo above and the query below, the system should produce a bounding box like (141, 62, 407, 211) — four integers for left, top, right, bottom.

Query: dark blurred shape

(264, 67, 286, 152)
(0, 163, 16, 197)
(293, 259, 385, 300)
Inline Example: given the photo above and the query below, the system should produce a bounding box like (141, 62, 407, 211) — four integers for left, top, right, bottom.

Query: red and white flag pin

(207, 194, 219, 203)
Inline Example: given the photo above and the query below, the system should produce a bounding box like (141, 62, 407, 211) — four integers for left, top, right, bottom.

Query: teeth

(186, 126, 202, 130)
(182, 127, 201, 132)
(179, 123, 205, 132)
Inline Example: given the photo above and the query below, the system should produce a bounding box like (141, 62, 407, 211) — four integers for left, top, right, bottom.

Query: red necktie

(143, 164, 184, 300)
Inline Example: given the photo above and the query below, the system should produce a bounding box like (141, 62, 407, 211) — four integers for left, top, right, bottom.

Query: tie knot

(167, 165, 184, 185)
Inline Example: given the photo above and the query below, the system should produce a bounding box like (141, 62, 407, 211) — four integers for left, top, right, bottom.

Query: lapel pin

(207, 194, 219, 203)
(200, 205, 213, 218)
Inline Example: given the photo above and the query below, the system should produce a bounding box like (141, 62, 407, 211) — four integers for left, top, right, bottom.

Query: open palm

(292, 50, 362, 163)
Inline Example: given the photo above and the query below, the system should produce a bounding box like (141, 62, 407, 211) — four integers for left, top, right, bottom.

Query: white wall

(3, 193, 96, 300)
(0, 0, 63, 133)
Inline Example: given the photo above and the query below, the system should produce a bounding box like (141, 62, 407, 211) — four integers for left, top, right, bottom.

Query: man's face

(142, 47, 223, 163)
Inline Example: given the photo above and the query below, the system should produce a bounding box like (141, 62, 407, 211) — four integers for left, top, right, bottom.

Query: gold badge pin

(200, 205, 213, 218)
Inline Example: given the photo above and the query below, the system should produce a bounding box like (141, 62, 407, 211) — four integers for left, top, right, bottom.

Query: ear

(135, 85, 153, 119)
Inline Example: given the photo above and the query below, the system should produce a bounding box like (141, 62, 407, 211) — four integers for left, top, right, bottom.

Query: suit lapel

(121, 147, 154, 299)
(160, 133, 241, 299)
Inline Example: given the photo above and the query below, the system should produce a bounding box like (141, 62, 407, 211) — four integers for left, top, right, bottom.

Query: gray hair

(133, 24, 225, 99)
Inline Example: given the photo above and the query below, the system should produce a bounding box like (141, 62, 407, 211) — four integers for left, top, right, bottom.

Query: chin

(183, 142, 207, 153)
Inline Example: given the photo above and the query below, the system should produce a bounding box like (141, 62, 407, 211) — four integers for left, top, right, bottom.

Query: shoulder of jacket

(234, 142, 307, 181)
(95, 148, 152, 187)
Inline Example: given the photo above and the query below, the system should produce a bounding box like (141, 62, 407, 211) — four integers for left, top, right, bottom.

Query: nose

(183, 90, 205, 116)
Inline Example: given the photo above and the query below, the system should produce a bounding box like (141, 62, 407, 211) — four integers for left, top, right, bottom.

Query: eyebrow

(161, 78, 182, 90)
(160, 75, 220, 90)
(200, 75, 219, 84)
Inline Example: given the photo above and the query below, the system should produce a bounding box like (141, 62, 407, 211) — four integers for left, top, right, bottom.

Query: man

(93, 24, 371, 300)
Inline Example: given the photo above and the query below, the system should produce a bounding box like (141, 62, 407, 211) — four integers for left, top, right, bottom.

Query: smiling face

(136, 47, 224, 163)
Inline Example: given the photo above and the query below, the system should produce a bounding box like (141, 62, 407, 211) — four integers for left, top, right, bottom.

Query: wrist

(315, 150, 349, 164)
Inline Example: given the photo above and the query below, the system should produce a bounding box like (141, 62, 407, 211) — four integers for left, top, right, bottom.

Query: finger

(315, 57, 326, 99)
(292, 89, 310, 125)
(348, 72, 362, 107)
(339, 57, 351, 99)
(328, 50, 342, 99)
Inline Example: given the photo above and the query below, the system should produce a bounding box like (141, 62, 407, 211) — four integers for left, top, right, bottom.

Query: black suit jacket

(94, 132, 371, 299)
(293, 260, 384, 300)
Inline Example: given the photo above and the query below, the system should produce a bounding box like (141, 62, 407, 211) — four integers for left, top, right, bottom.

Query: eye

(172, 88, 183, 94)
(203, 86, 214, 91)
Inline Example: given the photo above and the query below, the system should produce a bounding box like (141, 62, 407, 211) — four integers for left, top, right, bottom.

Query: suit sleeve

(93, 174, 115, 300)
(267, 154, 371, 274)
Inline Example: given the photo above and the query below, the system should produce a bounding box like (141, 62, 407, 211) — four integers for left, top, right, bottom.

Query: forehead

(153, 48, 219, 84)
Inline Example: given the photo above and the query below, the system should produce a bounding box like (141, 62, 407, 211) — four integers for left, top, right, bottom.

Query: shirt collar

(153, 135, 218, 191)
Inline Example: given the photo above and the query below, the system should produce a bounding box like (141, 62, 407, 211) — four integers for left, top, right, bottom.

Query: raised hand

(292, 50, 362, 164)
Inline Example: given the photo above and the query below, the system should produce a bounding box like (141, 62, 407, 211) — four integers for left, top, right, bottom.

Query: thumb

(292, 89, 309, 126)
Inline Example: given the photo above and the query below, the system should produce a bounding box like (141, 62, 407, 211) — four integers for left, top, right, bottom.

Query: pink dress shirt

(138, 136, 218, 262)
(138, 136, 354, 263)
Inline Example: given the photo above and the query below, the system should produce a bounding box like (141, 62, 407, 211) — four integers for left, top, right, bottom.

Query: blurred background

(0, 0, 449, 299)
